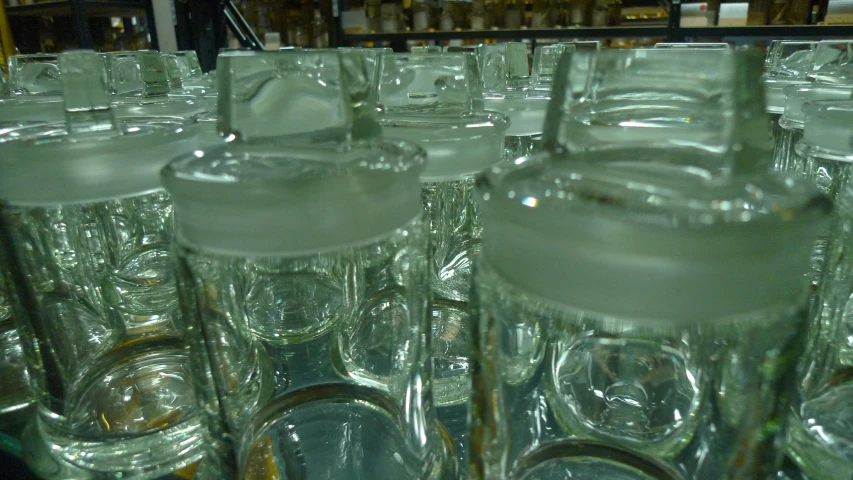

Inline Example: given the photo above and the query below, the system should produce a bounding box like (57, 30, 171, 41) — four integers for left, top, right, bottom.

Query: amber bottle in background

(555, 0, 570, 26)
(493, 0, 506, 27)
(531, 0, 554, 28)
(412, 0, 434, 30)
(607, 0, 622, 25)
(773, 0, 812, 24)
(569, 0, 594, 25)
(747, 0, 774, 24)
(312, 6, 330, 46)
(366, 0, 382, 32)
(471, 0, 488, 29)
(439, 0, 455, 30)
(504, 0, 523, 29)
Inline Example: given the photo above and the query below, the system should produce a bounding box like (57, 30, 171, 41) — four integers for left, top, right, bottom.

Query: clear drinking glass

(654, 42, 730, 49)
(476, 42, 552, 162)
(530, 44, 573, 93)
(548, 48, 770, 174)
(167, 50, 456, 479)
(0, 272, 32, 417)
(773, 84, 853, 174)
(8, 54, 61, 96)
(763, 41, 818, 141)
(469, 50, 830, 480)
(2, 54, 66, 127)
(554, 40, 599, 102)
(104, 50, 208, 120)
(788, 102, 853, 480)
(0, 51, 205, 479)
(377, 51, 508, 469)
(808, 41, 853, 84)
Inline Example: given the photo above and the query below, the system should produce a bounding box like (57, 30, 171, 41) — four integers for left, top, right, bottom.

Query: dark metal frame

(6, 0, 156, 50)
(174, 0, 264, 72)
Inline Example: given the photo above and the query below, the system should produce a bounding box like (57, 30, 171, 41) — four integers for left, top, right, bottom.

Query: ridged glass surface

(504, 135, 543, 163)
(790, 166, 853, 480)
(178, 217, 456, 479)
(773, 126, 805, 174)
(0, 274, 32, 415)
(0, 190, 203, 478)
(472, 261, 806, 480)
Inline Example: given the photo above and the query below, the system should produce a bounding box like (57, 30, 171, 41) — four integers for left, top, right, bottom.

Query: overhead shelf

(6, 0, 147, 18)
(344, 26, 671, 43)
(678, 25, 853, 37)
(343, 24, 853, 44)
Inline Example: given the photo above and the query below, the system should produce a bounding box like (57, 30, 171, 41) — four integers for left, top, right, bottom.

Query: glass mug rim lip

(475, 152, 831, 229)
(161, 137, 427, 187)
(795, 140, 853, 162)
(510, 438, 686, 480)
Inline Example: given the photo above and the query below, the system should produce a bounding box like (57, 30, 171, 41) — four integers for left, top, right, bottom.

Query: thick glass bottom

(509, 440, 684, 480)
(240, 383, 457, 479)
(773, 127, 804, 174)
(505, 134, 543, 163)
(35, 339, 204, 478)
(788, 385, 853, 480)
(432, 299, 472, 407)
(0, 320, 32, 415)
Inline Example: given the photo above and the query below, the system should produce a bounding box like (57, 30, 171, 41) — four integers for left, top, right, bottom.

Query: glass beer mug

(377, 51, 508, 467)
(788, 101, 853, 480)
(0, 51, 205, 478)
(468, 49, 829, 480)
(773, 83, 852, 173)
(477, 42, 552, 162)
(166, 50, 456, 479)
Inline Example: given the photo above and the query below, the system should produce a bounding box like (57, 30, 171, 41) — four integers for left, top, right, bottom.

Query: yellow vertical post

(0, 4, 15, 74)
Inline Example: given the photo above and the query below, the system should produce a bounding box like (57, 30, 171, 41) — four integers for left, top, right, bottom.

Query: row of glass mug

(0, 43, 849, 479)
(764, 40, 853, 480)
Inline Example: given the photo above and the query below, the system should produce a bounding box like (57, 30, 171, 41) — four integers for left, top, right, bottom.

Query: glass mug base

(0, 320, 33, 415)
(33, 338, 205, 478)
(788, 385, 853, 480)
(432, 298, 472, 408)
(509, 440, 684, 480)
(239, 383, 458, 479)
(504, 134, 543, 163)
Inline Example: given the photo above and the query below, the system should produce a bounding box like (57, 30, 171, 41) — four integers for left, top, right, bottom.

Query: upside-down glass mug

(468, 49, 828, 480)
(763, 41, 818, 144)
(378, 51, 508, 471)
(788, 102, 853, 480)
(167, 50, 456, 479)
(0, 51, 206, 479)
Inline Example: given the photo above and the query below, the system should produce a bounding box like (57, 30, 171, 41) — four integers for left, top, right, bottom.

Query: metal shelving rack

(6, 0, 156, 50)
(337, 0, 853, 50)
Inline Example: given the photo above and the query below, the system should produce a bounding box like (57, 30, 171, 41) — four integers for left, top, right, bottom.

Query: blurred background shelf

(343, 26, 671, 43)
(343, 23, 852, 45)
(3, 0, 156, 54)
(6, 0, 147, 18)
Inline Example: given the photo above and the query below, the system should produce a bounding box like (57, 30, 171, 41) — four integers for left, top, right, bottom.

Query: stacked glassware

(3, 54, 66, 126)
(166, 49, 456, 479)
(104, 50, 208, 121)
(468, 48, 828, 480)
(477, 42, 552, 161)
(560, 40, 600, 102)
(0, 51, 206, 479)
(774, 84, 853, 174)
(654, 42, 731, 49)
(0, 74, 27, 418)
(786, 101, 853, 480)
(763, 41, 818, 145)
(376, 51, 508, 470)
(807, 40, 853, 84)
